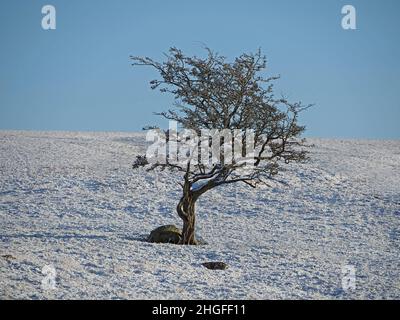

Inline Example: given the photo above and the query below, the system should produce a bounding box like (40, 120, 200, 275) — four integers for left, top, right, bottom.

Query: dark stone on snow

(202, 261, 228, 270)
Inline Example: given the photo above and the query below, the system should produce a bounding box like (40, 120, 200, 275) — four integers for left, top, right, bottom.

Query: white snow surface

(0, 130, 399, 299)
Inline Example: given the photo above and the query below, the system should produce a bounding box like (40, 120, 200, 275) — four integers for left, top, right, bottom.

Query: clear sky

(0, 0, 399, 139)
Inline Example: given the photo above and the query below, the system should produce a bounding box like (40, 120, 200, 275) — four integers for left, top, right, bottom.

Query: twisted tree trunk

(177, 166, 217, 245)
(177, 190, 198, 245)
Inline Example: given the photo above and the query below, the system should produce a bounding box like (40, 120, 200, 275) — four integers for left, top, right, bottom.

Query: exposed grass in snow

(0, 130, 399, 299)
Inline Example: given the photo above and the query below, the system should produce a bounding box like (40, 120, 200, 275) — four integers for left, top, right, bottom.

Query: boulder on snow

(147, 225, 182, 244)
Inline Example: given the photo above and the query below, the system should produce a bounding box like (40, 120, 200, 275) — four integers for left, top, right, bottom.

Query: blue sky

(0, 0, 399, 138)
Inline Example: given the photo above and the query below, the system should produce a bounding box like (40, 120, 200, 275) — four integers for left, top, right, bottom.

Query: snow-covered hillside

(0, 130, 399, 299)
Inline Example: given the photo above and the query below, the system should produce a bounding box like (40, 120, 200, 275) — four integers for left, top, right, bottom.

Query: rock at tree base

(202, 262, 228, 270)
(147, 225, 182, 244)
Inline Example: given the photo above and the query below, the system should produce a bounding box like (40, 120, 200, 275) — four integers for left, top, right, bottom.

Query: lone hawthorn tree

(131, 47, 310, 245)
